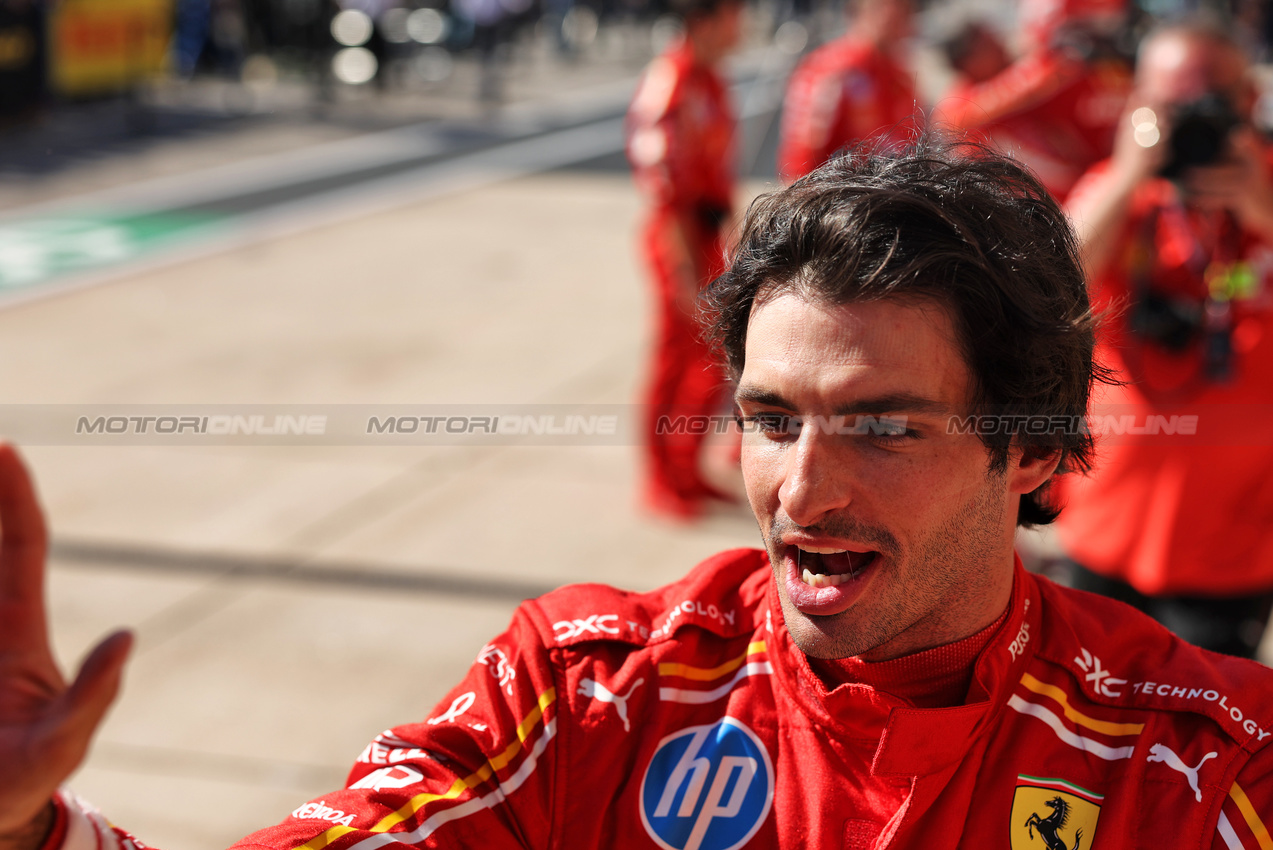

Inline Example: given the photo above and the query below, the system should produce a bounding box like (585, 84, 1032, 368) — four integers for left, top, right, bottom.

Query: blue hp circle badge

(639, 717, 774, 850)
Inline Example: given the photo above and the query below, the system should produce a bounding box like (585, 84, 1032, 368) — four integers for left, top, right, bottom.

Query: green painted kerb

(0, 211, 229, 291)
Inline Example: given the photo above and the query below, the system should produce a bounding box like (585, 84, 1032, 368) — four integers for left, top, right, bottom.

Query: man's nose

(777, 431, 851, 528)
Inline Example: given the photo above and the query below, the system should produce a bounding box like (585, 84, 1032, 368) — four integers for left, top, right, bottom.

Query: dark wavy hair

(703, 136, 1113, 526)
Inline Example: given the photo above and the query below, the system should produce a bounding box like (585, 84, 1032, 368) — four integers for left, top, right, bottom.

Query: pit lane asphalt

(0, 48, 789, 309)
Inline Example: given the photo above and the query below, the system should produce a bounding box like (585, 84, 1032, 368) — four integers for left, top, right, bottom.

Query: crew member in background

(933, 0, 1134, 201)
(938, 20, 1012, 95)
(625, 0, 741, 519)
(1058, 21, 1273, 658)
(776, 0, 918, 182)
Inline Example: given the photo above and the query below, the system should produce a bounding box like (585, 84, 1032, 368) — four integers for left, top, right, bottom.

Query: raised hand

(1184, 127, 1273, 241)
(0, 445, 133, 846)
(1065, 98, 1171, 277)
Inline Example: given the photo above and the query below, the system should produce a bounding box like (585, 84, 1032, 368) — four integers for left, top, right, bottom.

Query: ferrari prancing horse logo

(1010, 776, 1102, 850)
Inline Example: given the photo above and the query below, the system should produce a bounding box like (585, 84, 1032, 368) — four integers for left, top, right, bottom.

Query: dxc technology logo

(639, 717, 774, 850)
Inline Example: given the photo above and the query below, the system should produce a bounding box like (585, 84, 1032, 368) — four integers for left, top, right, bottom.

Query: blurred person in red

(775, 0, 918, 182)
(625, 0, 741, 519)
(939, 20, 1012, 91)
(933, 0, 1135, 201)
(1056, 20, 1273, 658)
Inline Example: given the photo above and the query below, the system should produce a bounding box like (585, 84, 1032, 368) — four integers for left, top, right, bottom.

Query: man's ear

(1008, 446, 1062, 497)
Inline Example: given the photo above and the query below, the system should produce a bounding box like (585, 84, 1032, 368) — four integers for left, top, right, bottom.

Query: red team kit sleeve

(45, 605, 566, 850)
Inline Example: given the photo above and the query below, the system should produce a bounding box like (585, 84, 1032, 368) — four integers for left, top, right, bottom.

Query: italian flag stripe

(1017, 774, 1104, 803)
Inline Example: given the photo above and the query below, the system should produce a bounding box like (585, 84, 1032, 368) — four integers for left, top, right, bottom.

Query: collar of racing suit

(767, 556, 1043, 779)
(807, 601, 1009, 709)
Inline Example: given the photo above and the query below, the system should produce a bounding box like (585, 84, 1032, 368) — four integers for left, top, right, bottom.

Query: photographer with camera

(1058, 20, 1273, 658)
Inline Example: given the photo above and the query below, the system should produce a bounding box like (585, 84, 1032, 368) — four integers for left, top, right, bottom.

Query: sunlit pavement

(8, 34, 791, 850)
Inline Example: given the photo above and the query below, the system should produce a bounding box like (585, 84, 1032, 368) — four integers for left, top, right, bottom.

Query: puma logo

(1147, 743, 1218, 802)
(577, 677, 645, 732)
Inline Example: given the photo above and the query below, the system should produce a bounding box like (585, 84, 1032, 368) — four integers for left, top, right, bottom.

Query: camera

(1128, 290, 1201, 352)
(1159, 93, 1241, 179)
(1128, 290, 1235, 381)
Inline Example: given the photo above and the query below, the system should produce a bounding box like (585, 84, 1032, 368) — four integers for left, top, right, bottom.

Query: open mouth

(795, 546, 879, 587)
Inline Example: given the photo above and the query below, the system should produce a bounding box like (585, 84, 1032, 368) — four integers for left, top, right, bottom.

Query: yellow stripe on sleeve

(658, 641, 767, 681)
(299, 687, 558, 850)
(300, 826, 358, 850)
(1230, 782, 1273, 850)
(1019, 673, 1145, 737)
(372, 779, 471, 834)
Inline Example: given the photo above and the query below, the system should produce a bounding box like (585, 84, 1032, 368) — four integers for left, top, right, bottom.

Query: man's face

(865, 0, 912, 43)
(714, 1, 744, 55)
(694, 1, 743, 64)
(736, 293, 1018, 662)
(1138, 32, 1252, 114)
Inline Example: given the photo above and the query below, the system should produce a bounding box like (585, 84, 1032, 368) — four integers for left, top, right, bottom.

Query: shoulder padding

(1033, 577, 1273, 751)
(521, 548, 771, 650)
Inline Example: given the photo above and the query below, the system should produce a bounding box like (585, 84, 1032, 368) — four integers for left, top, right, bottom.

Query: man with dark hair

(710, 138, 1106, 529)
(4, 139, 1273, 850)
(939, 21, 1012, 90)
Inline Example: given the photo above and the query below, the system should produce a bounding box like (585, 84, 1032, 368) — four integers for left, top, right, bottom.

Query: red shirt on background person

(933, 0, 1133, 201)
(776, 0, 919, 182)
(1058, 22, 1273, 658)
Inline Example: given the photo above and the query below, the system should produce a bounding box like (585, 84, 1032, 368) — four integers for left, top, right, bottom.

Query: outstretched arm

(1065, 99, 1167, 278)
(933, 49, 1084, 132)
(0, 445, 132, 850)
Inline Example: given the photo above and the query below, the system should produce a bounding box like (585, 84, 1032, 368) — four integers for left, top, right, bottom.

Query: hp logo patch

(639, 717, 774, 850)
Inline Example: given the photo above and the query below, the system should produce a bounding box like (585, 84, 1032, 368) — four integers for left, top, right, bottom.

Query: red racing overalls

(54, 549, 1273, 850)
(934, 48, 1132, 202)
(625, 38, 735, 518)
(777, 37, 918, 182)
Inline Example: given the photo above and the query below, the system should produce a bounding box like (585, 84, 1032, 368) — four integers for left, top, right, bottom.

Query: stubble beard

(770, 473, 1009, 662)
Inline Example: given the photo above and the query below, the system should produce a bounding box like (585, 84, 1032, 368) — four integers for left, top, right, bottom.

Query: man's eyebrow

(734, 386, 951, 417)
(832, 394, 952, 418)
(734, 386, 793, 410)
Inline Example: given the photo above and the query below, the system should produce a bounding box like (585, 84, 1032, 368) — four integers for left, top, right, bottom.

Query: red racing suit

(53, 549, 1273, 850)
(777, 37, 918, 182)
(934, 48, 1131, 201)
(625, 39, 734, 516)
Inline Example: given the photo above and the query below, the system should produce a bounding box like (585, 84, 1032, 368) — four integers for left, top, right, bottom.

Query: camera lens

(1160, 93, 1240, 178)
